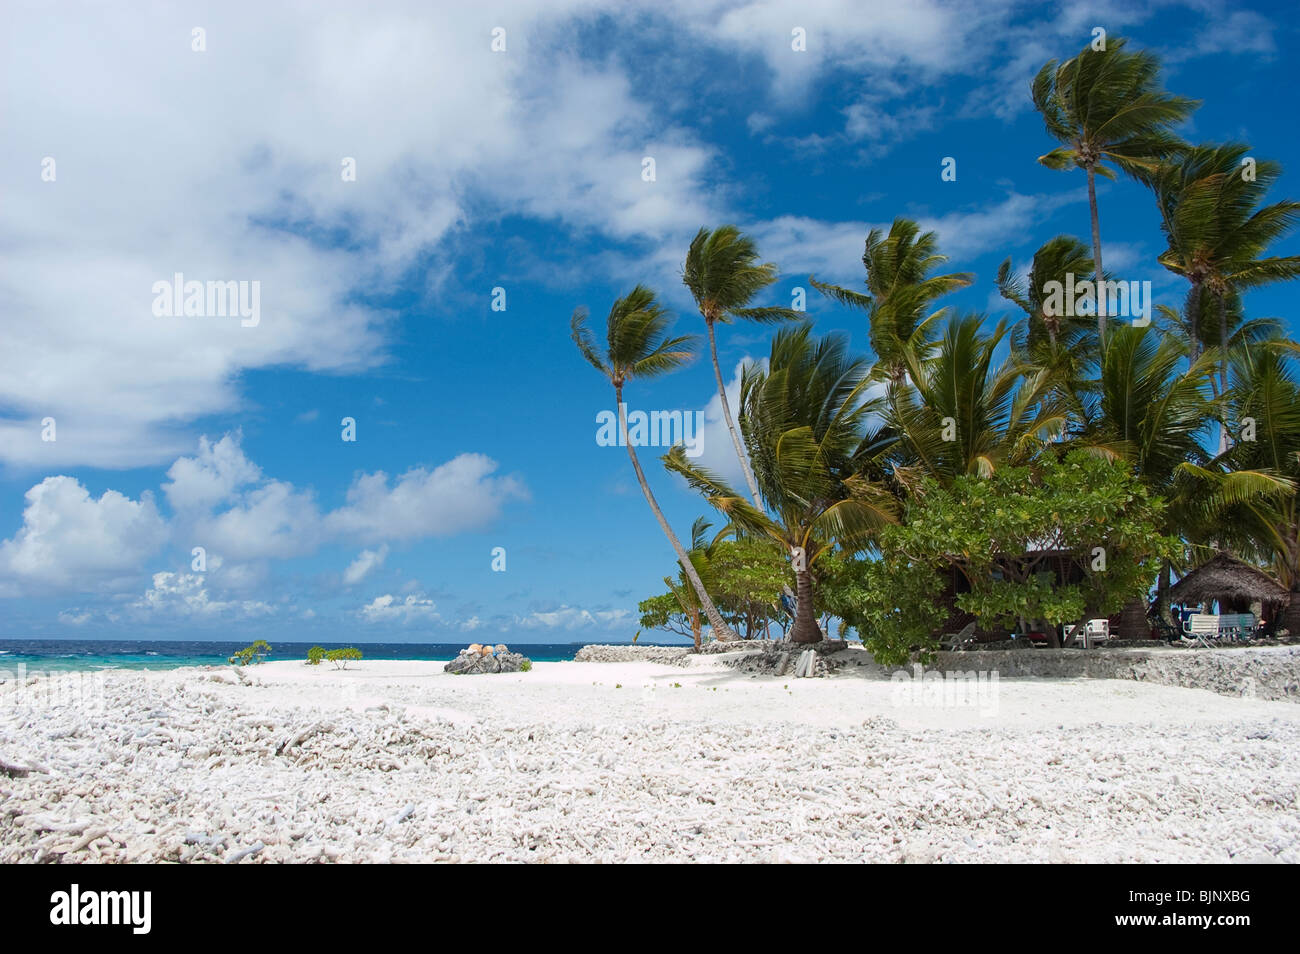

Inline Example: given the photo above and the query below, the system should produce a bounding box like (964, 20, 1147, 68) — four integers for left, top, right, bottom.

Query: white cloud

(0, 477, 167, 591)
(0, 1, 725, 469)
(163, 433, 263, 512)
(751, 191, 1084, 291)
(343, 545, 389, 585)
(518, 605, 632, 629)
(133, 571, 274, 619)
(0, 432, 527, 596)
(360, 593, 439, 624)
(326, 454, 529, 544)
(692, 360, 756, 490)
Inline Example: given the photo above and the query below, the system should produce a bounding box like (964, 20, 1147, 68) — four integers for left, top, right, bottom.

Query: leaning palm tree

(665, 325, 896, 643)
(811, 218, 972, 381)
(1031, 35, 1198, 339)
(571, 286, 740, 640)
(1138, 143, 1300, 401)
(683, 226, 800, 508)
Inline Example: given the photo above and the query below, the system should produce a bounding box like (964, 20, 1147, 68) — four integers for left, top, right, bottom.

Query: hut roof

(1167, 553, 1291, 607)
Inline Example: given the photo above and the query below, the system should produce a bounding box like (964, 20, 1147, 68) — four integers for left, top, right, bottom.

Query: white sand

(2, 656, 1298, 862)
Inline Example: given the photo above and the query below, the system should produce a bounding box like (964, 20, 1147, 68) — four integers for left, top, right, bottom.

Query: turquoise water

(0, 639, 676, 673)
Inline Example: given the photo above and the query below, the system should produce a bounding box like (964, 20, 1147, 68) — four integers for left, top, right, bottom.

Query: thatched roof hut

(1168, 553, 1291, 614)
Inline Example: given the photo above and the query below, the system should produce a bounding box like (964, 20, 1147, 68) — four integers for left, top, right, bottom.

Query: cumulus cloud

(163, 433, 263, 512)
(0, 432, 526, 597)
(326, 454, 529, 544)
(132, 572, 275, 619)
(691, 360, 756, 491)
(0, 477, 168, 591)
(0, 2, 730, 469)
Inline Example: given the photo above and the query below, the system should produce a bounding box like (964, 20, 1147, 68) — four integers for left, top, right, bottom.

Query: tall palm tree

(665, 325, 896, 642)
(1139, 143, 1300, 401)
(683, 226, 800, 509)
(811, 218, 972, 381)
(571, 286, 740, 640)
(1031, 35, 1198, 339)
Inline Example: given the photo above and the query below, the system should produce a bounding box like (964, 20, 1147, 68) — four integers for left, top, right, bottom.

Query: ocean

(0, 639, 678, 673)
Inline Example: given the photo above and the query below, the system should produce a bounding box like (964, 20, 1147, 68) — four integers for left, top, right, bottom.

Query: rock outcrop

(444, 644, 531, 675)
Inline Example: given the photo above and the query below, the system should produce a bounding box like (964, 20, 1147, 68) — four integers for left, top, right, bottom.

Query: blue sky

(2, 0, 1297, 643)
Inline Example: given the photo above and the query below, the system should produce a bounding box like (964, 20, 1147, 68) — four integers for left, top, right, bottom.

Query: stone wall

(926, 646, 1300, 702)
(572, 645, 692, 665)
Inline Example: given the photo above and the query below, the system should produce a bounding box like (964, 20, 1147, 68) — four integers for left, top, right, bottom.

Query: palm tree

(683, 226, 800, 509)
(1138, 143, 1300, 404)
(1078, 324, 1287, 632)
(1031, 35, 1198, 339)
(665, 325, 896, 642)
(658, 518, 715, 650)
(997, 235, 1100, 353)
(1221, 342, 1300, 635)
(882, 313, 1064, 489)
(996, 235, 1102, 428)
(1153, 291, 1284, 391)
(571, 286, 740, 640)
(811, 218, 972, 381)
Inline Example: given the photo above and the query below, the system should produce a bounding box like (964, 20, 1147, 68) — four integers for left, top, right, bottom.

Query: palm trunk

(790, 566, 822, 643)
(1281, 589, 1300, 639)
(1187, 281, 1203, 364)
(1155, 561, 1175, 626)
(617, 387, 738, 641)
(690, 611, 701, 652)
(1118, 595, 1150, 639)
(706, 319, 764, 509)
(1086, 163, 1106, 343)
(1218, 291, 1230, 454)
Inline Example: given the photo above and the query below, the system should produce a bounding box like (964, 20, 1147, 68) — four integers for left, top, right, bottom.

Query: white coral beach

(2, 650, 1298, 863)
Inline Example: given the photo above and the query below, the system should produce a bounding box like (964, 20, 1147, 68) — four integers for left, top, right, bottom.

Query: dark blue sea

(0, 639, 680, 673)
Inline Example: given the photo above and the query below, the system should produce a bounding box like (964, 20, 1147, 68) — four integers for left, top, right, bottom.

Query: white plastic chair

(1085, 618, 1111, 645)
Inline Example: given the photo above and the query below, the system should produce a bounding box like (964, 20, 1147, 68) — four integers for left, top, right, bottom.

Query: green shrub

(325, 647, 363, 669)
(229, 640, 272, 666)
(519, 659, 532, 672)
(306, 646, 325, 666)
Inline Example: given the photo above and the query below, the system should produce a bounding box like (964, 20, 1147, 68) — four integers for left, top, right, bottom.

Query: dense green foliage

(607, 33, 1300, 653)
(859, 455, 1176, 662)
(639, 526, 792, 643)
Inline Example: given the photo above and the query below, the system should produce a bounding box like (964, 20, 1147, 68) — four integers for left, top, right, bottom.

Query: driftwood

(0, 756, 49, 778)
